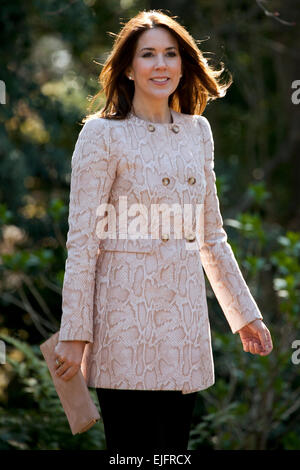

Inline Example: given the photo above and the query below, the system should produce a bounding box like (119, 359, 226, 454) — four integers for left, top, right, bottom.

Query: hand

(237, 319, 273, 356)
(54, 340, 86, 381)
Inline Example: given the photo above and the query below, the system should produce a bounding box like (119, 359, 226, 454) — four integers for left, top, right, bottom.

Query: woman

(54, 10, 273, 450)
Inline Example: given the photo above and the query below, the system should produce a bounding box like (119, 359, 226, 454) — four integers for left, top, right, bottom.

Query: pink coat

(58, 108, 263, 394)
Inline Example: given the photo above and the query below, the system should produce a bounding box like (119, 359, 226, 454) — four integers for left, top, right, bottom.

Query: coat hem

(87, 379, 215, 394)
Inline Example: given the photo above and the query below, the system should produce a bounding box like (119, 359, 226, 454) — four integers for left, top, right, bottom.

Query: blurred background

(0, 0, 299, 450)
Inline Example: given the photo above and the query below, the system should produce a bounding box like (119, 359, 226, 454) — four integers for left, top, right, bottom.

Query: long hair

(82, 9, 232, 124)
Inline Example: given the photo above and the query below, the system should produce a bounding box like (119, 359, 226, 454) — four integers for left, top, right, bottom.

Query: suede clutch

(40, 331, 101, 435)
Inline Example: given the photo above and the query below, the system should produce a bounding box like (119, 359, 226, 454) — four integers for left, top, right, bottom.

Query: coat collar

(127, 107, 181, 134)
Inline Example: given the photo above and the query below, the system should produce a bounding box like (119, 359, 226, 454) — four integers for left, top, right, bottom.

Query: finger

(55, 361, 65, 371)
(248, 341, 255, 354)
(54, 356, 64, 370)
(259, 344, 272, 355)
(259, 334, 273, 355)
(250, 341, 259, 355)
(55, 362, 69, 377)
(60, 365, 79, 382)
(243, 340, 250, 353)
(55, 360, 60, 370)
(254, 342, 261, 355)
(262, 342, 273, 355)
(259, 349, 270, 356)
(267, 332, 273, 350)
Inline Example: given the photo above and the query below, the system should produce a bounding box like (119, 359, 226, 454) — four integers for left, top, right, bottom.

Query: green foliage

(189, 326, 300, 450)
(0, 0, 299, 451)
(48, 198, 68, 223)
(0, 203, 13, 225)
(0, 334, 105, 450)
(188, 220, 300, 450)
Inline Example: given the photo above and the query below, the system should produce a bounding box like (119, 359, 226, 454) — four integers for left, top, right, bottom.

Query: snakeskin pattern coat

(58, 108, 263, 394)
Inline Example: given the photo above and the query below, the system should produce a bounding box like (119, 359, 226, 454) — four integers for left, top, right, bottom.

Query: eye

(142, 51, 177, 57)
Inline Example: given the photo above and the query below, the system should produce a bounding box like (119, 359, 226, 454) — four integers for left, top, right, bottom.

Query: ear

(125, 68, 132, 80)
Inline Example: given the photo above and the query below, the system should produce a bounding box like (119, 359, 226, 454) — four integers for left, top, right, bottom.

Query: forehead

(135, 27, 178, 50)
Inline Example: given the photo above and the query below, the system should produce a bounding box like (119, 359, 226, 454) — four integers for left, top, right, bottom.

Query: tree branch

(256, 1, 296, 26)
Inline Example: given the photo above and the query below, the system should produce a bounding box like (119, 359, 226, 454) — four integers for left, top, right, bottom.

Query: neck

(131, 102, 173, 124)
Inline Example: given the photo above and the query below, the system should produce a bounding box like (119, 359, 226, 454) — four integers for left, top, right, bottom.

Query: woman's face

(127, 27, 182, 104)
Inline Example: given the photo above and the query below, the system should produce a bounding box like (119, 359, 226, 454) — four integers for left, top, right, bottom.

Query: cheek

(171, 59, 182, 74)
(134, 60, 152, 78)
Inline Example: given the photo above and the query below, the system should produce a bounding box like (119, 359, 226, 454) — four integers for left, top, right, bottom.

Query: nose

(155, 53, 167, 68)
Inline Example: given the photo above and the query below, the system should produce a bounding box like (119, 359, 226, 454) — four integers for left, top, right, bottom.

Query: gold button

(161, 234, 169, 242)
(188, 177, 196, 185)
(171, 124, 179, 133)
(148, 124, 155, 132)
(185, 233, 196, 242)
(162, 177, 170, 185)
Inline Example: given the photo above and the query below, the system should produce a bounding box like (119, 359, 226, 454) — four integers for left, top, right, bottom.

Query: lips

(150, 78, 170, 86)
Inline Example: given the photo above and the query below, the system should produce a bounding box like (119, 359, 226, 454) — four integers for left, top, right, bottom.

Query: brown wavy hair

(82, 9, 232, 124)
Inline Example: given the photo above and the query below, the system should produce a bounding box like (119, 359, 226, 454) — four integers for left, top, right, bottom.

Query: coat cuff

(58, 325, 93, 343)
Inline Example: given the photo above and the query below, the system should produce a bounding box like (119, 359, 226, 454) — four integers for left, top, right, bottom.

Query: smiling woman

(124, 27, 183, 123)
(123, 27, 182, 122)
(55, 9, 273, 452)
(83, 9, 232, 124)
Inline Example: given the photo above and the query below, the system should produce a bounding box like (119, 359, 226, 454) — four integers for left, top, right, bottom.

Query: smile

(150, 78, 170, 85)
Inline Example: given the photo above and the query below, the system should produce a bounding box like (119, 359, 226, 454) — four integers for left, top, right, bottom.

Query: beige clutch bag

(40, 331, 101, 435)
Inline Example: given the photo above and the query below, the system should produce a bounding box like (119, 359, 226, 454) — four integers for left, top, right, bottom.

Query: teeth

(152, 78, 168, 82)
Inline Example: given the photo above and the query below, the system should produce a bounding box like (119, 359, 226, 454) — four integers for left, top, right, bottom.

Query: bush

(0, 334, 105, 450)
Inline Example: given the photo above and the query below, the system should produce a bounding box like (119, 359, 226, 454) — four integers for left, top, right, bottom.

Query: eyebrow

(140, 46, 177, 52)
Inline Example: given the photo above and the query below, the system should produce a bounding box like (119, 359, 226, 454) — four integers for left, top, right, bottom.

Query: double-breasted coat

(58, 107, 263, 394)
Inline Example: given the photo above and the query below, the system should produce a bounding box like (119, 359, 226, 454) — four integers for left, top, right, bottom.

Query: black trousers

(96, 388, 197, 451)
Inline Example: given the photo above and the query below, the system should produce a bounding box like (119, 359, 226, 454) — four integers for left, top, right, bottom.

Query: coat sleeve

(198, 115, 263, 334)
(58, 118, 117, 343)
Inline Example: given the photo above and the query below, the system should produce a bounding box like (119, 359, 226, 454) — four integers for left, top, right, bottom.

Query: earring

(128, 75, 133, 80)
